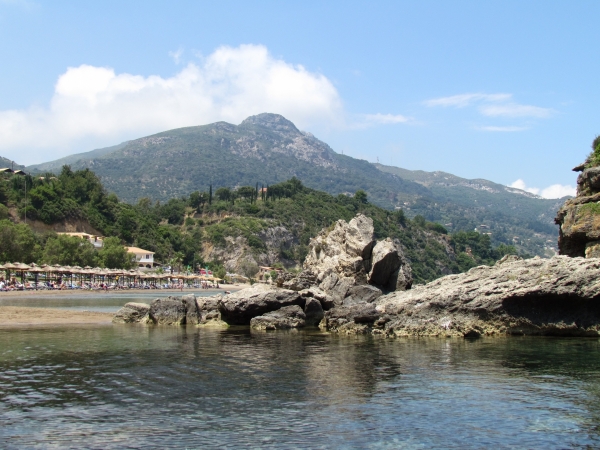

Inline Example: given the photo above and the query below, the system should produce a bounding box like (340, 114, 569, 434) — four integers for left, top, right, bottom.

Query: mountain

(24, 113, 564, 257)
(0, 156, 25, 171)
(27, 142, 129, 173)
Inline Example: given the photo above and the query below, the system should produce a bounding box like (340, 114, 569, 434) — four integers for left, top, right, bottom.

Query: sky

(0, 1, 598, 198)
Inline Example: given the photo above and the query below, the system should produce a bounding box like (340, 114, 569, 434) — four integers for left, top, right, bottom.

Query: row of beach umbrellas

(0, 262, 222, 281)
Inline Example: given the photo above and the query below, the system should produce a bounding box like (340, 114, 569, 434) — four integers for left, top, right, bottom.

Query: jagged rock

(282, 271, 316, 291)
(250, 305, 306, 330)
(112, 302, 150, 323)
(217, 284, 303, 325)
(320, 304, 380, 334)
(183, 294, 200, 325)
(304, 297, 324, 326)
(148, 297, 187, 325)
(196, 294, 226, 326)
(303, 214, 375, 282)
(343, 285, 383, 305)
(556, 165, 600, 257)
(367, 256, 600, 337)
(298, 287, 335, 310)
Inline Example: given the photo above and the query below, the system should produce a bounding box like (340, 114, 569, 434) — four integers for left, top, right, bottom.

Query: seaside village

(0, 228, 266, 291)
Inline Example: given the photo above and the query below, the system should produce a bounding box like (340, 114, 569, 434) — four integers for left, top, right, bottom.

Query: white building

(126, 247, 156, 269)
(58, 232, 104, 249)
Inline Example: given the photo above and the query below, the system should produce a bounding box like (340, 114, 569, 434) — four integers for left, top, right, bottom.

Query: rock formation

(114, 208, 600, 337)
(556, 164, 600, 257)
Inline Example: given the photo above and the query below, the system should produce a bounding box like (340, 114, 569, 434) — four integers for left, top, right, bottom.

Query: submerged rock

(250, 305, 306, 330)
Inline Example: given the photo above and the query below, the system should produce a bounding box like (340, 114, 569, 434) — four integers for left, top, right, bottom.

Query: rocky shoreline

(115, 214, 600, 337)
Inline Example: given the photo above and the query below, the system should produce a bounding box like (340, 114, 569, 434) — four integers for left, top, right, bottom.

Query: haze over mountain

(24, 113, 564, 257)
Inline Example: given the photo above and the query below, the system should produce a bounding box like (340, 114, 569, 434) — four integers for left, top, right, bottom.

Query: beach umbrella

(28, 265, 46, 290)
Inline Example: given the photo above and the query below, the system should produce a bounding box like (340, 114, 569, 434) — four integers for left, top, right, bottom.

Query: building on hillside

(257, 266, 283, 281)
(126, 247, 156, 269)
(57, 232, 104, 248)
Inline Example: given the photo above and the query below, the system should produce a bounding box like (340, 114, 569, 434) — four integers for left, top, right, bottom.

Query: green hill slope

(23, 113, 563, 257)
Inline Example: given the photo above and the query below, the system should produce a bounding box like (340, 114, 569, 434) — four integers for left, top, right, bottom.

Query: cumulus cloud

(509, 179, 575, 198)
(424, 92, 554, 120)
(0, 44, 345, 164)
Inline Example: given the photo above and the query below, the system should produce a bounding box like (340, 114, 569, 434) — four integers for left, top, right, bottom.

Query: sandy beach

(0, 283, 246, 326)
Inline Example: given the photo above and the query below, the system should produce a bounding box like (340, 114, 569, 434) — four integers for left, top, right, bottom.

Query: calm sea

(0, 294, 599, 448)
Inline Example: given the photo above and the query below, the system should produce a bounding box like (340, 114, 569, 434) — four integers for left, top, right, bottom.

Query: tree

(97, 237, 134, 269)
(0, 220, 39, 263)
(354, 190, 368, 204)
(237, 186, 256, 202)
(41, 234, 96, 267)
(215, 187, 232, 202)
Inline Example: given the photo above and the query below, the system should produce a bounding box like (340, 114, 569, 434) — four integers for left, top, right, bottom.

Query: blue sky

(0, 0, 598, 197)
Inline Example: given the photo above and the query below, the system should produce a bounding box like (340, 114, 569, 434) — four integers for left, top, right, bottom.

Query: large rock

(556, 164, 600, 257)
(365, 255, 600, 337)
(196, 294, 225, 326)
(320, 303, 380, 334)
(183, 294, 200, 325)
(343, 285, 383, 306)
(304, 297, 324, 326)
(112, 302, 150, 323)
(148, 297, 188, 325)
(217, 284, 303, 325)
(250, 305, 306, 330)
(303, 214, 375, 282)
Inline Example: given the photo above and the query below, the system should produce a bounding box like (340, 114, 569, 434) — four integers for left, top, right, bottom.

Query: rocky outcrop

(280, 214, 412, 305)
(250, 305, 306, 330)
(556, 164, 600, 257)
(217, 284, 303, 325)
(149, 297, 188, 325)
(320, 255, 600, 337)
(112, 302, 150, 323)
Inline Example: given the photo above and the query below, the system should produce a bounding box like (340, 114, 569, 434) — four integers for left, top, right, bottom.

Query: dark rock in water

(321, 304, 380, 334)
(149, 297, 187, 325)
(344, 285, 383, 305)
(250, 305, 306, 330)
(196, 294, 225, 325)
(372, 255, 600, 337)
(113, 302, 150, 323)
(183, 294, 200, 325)
(217, 284, 303, 325)
(299, 287, 335, 310)
(304, 297, 324, 326)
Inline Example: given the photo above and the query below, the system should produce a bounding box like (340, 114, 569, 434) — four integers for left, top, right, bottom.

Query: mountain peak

(240, 113, 300, 133)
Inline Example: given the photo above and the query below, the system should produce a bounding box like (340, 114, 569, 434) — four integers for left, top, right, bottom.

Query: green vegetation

(578, 202, 600, 216)
(585, 135, 600, 168)
(1, 167, 524, 283)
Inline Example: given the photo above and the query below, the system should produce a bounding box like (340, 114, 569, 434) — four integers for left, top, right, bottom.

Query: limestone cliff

(555, 164, 600, 258)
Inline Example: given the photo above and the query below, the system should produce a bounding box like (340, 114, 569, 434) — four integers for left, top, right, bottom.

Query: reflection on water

(0, 326, 599, 448)
(0, 291, 220, 313)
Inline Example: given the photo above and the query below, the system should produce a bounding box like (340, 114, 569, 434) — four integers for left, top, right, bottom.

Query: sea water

(0, 321, 599, 449)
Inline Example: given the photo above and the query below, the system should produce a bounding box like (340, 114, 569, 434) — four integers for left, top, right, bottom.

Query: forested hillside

(0, 167, 518, 283)
(26, 113, 563, 257)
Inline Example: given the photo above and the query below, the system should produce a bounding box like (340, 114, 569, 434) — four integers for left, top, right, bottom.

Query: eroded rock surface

(556, 164, 600, 257)
(113, 302, 150, 323)
(217, 284, 302, 325)
(360, 255, 600, 337)
(250, 305, 306, 330)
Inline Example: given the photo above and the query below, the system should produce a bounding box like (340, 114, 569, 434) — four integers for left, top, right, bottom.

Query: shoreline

(0, 306, 114, 327)
(0, 283, 246, 299)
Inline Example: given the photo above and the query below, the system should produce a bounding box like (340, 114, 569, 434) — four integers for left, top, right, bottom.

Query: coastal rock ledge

(113, 213, 600, 337)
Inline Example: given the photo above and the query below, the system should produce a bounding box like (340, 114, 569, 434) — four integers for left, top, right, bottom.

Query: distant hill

(26, 113, 565, 257)
(0, 156, 25, 171)
(27, 142, 128, 173)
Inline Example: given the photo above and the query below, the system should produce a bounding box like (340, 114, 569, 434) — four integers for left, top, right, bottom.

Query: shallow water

(0, 323, 599, 449)
(0, 291, 220, 313)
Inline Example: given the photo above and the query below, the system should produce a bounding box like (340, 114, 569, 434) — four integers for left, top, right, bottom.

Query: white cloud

(0, 44, 344, 164)
(363, 113, 410, 124)
(509, 179, 575, 198)
(479, 103, 553, 118)
(424, 93, 511, 108)
(425, 92, 553, 119)
(168, 48, 184, 65)
(478, 125, 529, 132)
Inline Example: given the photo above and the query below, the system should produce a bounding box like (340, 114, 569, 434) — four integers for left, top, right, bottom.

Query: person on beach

(0, 277, 5, 291)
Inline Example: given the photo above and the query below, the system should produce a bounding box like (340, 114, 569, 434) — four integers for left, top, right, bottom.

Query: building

(57, 232, 104, 248)
(126, 247, 156, 269)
